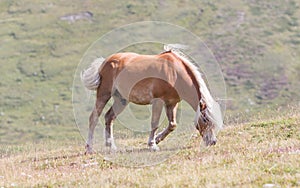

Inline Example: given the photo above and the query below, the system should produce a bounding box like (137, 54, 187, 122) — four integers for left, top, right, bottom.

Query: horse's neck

(177, 83, 199, 112)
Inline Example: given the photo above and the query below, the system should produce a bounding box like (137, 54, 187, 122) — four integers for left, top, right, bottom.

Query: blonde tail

(81, 57, 105, 90)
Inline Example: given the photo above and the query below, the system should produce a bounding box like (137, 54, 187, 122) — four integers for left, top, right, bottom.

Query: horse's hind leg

(104, 95, 128, 151)
(148, 99, 164, 151)
(155, 103, 178, 145)
(85, 92, 111, 155)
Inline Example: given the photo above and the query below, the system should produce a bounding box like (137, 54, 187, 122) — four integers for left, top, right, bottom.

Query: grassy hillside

(0, 0, 300, 186)
(1, 0, 300, 144)
(1, 113, 299, 187)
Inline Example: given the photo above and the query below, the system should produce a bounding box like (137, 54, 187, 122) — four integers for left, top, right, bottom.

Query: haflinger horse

(81, 44, 223, 154)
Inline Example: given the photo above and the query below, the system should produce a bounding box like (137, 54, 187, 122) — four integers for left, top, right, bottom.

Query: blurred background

(0, 0, 299, 145)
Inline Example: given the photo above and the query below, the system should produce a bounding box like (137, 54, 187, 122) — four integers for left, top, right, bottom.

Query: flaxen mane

(164, 44, 223, 131)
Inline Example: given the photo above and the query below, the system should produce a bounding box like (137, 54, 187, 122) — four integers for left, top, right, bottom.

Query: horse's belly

(124, 78, 180, 105)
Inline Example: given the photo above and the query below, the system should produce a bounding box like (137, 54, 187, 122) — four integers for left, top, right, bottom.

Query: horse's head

(195, 99, 223, 146)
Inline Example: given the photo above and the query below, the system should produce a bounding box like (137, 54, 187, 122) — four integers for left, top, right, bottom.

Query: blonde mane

(164, 44, 223, 131)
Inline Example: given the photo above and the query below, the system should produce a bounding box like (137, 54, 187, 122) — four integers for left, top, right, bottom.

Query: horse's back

(102, 52, 192, 105)
(106, 52, 184, 73)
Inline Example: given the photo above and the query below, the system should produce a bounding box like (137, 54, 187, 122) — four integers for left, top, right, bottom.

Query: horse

(81, 44, 223, 154)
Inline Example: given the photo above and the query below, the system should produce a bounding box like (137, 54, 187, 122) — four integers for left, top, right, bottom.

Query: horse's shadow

(98, 145, 193, 155)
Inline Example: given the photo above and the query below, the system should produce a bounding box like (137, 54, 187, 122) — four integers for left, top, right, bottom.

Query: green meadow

(0, 0, 299, 187)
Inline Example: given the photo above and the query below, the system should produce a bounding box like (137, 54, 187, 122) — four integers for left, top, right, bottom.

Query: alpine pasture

(1, 0, 299, 187)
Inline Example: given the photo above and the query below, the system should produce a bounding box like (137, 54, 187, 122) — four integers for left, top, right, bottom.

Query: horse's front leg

(148, 99, 164, 151)
(155, 103, 178, 145)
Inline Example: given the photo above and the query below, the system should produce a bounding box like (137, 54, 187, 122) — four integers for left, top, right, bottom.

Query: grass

(1, 113, 299, 187)
(1, 0, 300, 144)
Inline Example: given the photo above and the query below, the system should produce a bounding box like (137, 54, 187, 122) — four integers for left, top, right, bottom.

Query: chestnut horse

(81, 44, 223, 153)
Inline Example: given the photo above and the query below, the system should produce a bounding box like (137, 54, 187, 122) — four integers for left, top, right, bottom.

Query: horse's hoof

(84, 150, 94, 155)
(110, 145, 118, 152)
(85, 144, 94, 155)
(155, 137, 162, 144)
(149, 145, 160, 152)
(155, 133, 164, 144)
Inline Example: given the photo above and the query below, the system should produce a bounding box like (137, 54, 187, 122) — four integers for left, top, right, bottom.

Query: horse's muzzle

(203, 134, 217, 146)
(209, 140, 217, 146)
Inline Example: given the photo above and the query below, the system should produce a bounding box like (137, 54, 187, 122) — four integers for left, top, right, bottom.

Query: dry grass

(1, 113, 299, 187)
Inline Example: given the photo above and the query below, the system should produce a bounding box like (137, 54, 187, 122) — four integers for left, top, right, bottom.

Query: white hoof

(149, 144, 160, 152)
(110, 144, 118, 152)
